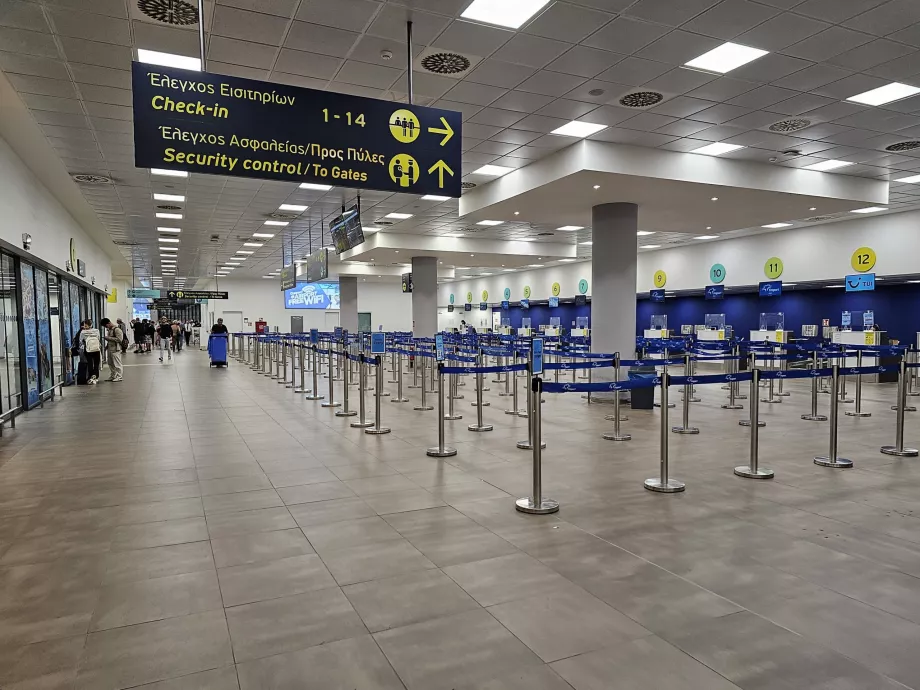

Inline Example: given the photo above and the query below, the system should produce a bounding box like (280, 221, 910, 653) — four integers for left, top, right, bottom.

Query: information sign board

(165, 290, 227, 300)
(532, 337, 544, 375)
(370, 332, 386, 355)
(435, 334, 444, 362)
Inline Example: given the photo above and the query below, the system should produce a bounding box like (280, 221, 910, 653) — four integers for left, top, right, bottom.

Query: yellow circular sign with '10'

(764, 257, 783, 279)
(851, 246, 876, 273)
(551, 282, 561, 296)
(653, 270, 667, 288)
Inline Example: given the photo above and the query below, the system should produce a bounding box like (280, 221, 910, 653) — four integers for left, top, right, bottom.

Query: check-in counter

(644, 329, 669, 339)
(833, 330, 884, 367)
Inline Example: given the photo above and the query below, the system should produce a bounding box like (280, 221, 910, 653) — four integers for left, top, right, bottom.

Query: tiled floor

(2, 348, 920, 689)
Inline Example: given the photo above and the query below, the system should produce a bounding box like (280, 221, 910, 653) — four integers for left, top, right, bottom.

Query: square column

(411, 256, 437, 337)
(340, 276, 358, 333)
(592, 203, 638, 365)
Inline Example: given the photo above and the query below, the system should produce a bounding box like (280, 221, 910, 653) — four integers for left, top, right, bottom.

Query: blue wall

(491, 283, 920, 345)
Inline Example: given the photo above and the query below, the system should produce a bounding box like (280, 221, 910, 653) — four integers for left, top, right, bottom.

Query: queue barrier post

(409, 345, 420, 389)
(279, 339, 289, 385)
(392, 351, 409, 403)
(445, 370, 462, 420)
(603, 354, 630, 442)
(740, 352, 766, 428)
(880, 358, 919, 457)
(506, 358, 523, 415)
(672, 353, 700, 435)
(516, 377, 559, 514)
(761, 349, 779, 403)
(801, 354, 828, 421)
(336, 349, 358, 418)
(321, 347, 340, 408)
(427, 363, 457, 457)
(722, 347, 744, 410)
(288, 341, 297, 388)
(500, 356, 511, 396)
(814, 365, 853, 468)
(471, 353, 490, 408)
(777, 353, 790, 397)
(687, 354, 701, 403)
(366, 356, 391, 435)
(389, 351, 398, 384)
(845, 350, 871, 418)
(350, 355, 374, 428)
(469, 362, 493, 433)
(414, 355, 434, 411)
(654, 348, 675, 408)
(517, 356, 545, 451)
(890, 354, 917, 412)
(305, 346, 324, 400)
(908, 348, 920, 397)
(645, 373, 685, 493)
(734, 368, 774, 479)
(294, 344, 307, 393)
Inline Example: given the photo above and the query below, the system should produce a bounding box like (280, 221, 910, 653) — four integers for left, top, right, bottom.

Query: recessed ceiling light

(851, 207, 887, 213)
(580, 241, 593, 246)
(278, 204, 308, 213)
(636, 230, 655, 236)
(444, 233, 464, 238)
(243, 242, 263, 247)
(694, 235, 719, 240)
(847, 82, 920, 106)
(221, 266, 237, 270)
(691, 142, 746, 156)
(252, 233, 274, 239)
(684, 42, 769, 74)
(762, 222, 793, 228)
(264, 220, 289, 227)
(825, 284, 845, 288)
(804, 160, 854, 171)
(908, 280, 920, 284)
(557, 226, 584, 231)
(159, 254, 176, 258)
(386, 213, 414, 220)
(809, 207, 817, 211)
(896, 174, 920, 183)
(137, 48, 200, 71)
(157, 227, 181, 233)
(472, 164, 514, 176)
(262, 275, 274, 279)
(214, 273, 228, 277)
(461, 0, 551, 29)
(514, 211, 520, 215)
(232, 256, 247, 261)
(160, 245, 178, 251)
(422, 195, 450, 201)
(153, 193, 185, 202)
(517, 238, 534, 242)
(593, 185, 600, 190)
(711, 197, 719, 201)
(236, 250, 254, 254)
(550, 121, 607, 138)
(477, 220, 503, 226)
(155, 212, 182, 219)
(559, 258, 576, 262)
(640, 244, 660, 249)
(480, 272, 493, 276)
(160, 259, 176, 263)
(706, 226, 712, 230)
(158, 237, 180, 243)
(299, 183, 332, 191)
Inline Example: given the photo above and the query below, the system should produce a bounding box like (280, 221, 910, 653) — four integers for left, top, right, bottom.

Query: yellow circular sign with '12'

(764, 257, 783, 279)
(851, 246, 876, 273)
(653, 270, 667, 288)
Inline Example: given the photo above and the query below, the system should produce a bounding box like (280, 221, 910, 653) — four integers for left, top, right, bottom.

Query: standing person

(172, 320, 182, 352)
(116, 319, 129, 354)
(132, 319, 144, 354)
(78, 319, 102, 384)
(157, 317, 173, 362)
(100, 318, 123, 382)
(184, 320, 193, 346)
(145, 319, 155, 353)
(211, 318, 228, 335)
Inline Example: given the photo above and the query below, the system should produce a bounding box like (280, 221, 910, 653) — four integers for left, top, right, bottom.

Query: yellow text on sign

(764, 257, 783, 279)
(653, 270, 667, 288)
(851, 246, 876, 273)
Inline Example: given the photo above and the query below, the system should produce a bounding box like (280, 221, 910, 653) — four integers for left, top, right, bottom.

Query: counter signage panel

(845, 273, 875, 292)
(464, 304, 472, 312)
(370, 332, 386, 355)
(705, 285, 724, 300)
(758, 281, 782, 297)
(132, 63, 462, 197)
(435, 334, 444, 362)
(501, 300, 510, 310)
(310, 328, 319, 344)
(650, 289, 666, 303)
(532, 337, 544, 376)
(479, 302, 488, 311)
(520, 299, 530, 309)
(548, 297, 559, 308)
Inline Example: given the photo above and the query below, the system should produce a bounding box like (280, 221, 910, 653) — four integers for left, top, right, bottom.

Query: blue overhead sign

(548, 297, 559, 308)
(501, 300, 510, 310)
(285, 282, 340, 309)
(650, 289, 665, 303)
(705, 285, 724, 300)
(759, 281, 782, 297)
(846, 273, 875, 292)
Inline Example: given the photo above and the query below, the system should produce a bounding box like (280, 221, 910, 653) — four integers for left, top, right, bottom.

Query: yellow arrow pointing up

(428, 160, 454, 189)
(428, 117, 454, 146)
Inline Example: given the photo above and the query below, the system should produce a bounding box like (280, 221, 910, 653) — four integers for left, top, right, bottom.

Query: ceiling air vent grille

(537, 232, 554, 236)
(72, 173, 112, 184)
(157, 204, 182, 210)
(375, 221, 394, 226)
(805, 215, 835, 222)
(415, 47, 480, 79)
(112, 240, 139, 246)
(618, 91, 664, 109)
(269, 213, 299, 220)
(886, 141, 920, 152)
(769, 118, 811, 133)
(137, 0, 198, 25)
(461, 182, 476, 189)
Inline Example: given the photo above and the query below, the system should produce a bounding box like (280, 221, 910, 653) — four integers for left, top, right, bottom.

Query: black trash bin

(628, 365, 658, 409)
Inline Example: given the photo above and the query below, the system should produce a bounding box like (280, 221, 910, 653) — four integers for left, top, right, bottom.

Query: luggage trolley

(208, 333, 229, 367)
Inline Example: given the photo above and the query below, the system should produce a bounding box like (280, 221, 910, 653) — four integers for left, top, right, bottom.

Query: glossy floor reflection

(1, 349, 920, 689)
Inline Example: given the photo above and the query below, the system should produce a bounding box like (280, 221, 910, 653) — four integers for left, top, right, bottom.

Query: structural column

(339, 276, 358, 333)
(591, 203, 638, 383)
(411, 256, 438, 337)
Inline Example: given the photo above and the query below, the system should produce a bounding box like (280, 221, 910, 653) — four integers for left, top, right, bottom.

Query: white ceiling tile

(682, 0, 780, 40)
(273, 48, 341, 79)
(649, 95, 716, 117)
(734, 12, 829, 51)
(623, 0, 722, 26)
(545, 45, 624, 78)
(634, 30, 722, 65)
(490, 90, 555, 113)
(20, 92, 83, 113)
(350, 34, 417, 67)
(68, 63, 130, 89)
(887, 23, 920, 48)
(489, 128, 542, 145)
(619, 111, 678, 131)
(295, 0, 381, 32)
(812, 73, 888, 99)
(132, 22, 198, 56)
(771, 92, 836, 115)
(212, 5, 290, 43)
(511, 114, 570, 133)
(565, 0, 635, 10)
(724, 110, 785, 128)
(729, 52, 812, 83)
(210, 62, 268, 80)
(32, 110, 88, 128)
(208, 36, 280, 69)
(728, 84, 798, 109)
(564, 78, 631, 103)
(218, 0, 299, 17)
(471, 108, 527, 127)
(588, 128, 677, 146)
(46, 7, 131, 45)
(78, 84, 132, 107)
(596, 56, 669, 86)
(655, 119, 712, 136)
(59, 36, 132, 68)
(336, 60, 402, 89)
(493, 33, 570, 69)
(407, 72, 457, 99)
(472, 140, 520, 156)
(443, 80, 507, 105)
(525, 2, 614, 43)
(462, 122, 504, 139)
(687, 77, 758, 102)
(1, 0, 49, 32)
(367, 5, 449, 44)
(0, 51, 68, 79)
(794, 0, 885, 23)
(42, 125, 95, 141)
(89, 117, 133, 134)
(796, 122, 854, 139)
(642, 67, 717, 95)
(517, 70, 587, 96)
(526, 134, 576, 148)
(828, 39, 915, 71)
(770, 63, 852, 90)
(431, 99, 483, 120)
(582, 17, 670, 55)
(466, 59, 535, 88)
(83, 102, 132, 120)
(783, 26, 874, 62)
(867, 51, 920, 80)
(271, 72, 329, 90)
(693, 124, 749, 141)
(692, 102, 753, 124)
(0, 26, 58, 58)
(7, 73, 76, 98)
(576, 104, 636, 126)
(844, 0, 920, 36)
(285, 21, 360, 58)
(433, 20, 513, 56)
(536, 98, 598, 119)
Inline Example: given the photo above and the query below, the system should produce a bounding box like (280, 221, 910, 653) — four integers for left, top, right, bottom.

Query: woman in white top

(78, 320, 102, 384)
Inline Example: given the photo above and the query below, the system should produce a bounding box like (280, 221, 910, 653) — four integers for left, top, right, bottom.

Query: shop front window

(0, 252, 22, 413)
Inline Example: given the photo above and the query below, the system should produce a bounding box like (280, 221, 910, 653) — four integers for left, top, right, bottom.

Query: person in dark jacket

(157, 317, 173, 362)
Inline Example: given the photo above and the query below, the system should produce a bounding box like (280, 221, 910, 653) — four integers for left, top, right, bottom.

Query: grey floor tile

(131, 666, 240, 689)
(267, 467, 338, 488)
(206, 507, 297, 538)
(287, 497, 377, 527)
(361, 489, 447, 515)
(102, 541, 215, 585)
(0, 635, 86, 690)
(110, 518, 209, 551)
(211, 528, 314, 568)
(218, 554, 337, 607)
(277, 481, 356, 505)
(320, 539, 437, 586)
(199, 475, 274, 496)
(302, 516, 403, 553)
(201, 489, 283, 515)
(443, 553, 575, 607)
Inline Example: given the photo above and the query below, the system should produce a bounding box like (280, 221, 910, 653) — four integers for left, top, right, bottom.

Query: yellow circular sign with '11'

(764, 257, 783, 279)
(851, 246, 876, 273)
(653, 270, 667, 288)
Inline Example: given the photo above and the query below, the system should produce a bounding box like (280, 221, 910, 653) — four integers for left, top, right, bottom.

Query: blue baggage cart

(208, 333, 229, 367)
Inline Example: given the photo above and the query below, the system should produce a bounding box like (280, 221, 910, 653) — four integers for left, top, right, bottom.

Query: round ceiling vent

(588, 88, 605, 97)
(618, 91, 664, 108)
(156, 204, 182, 210)
(137, 0, 198, 25)
(72, 173, 112, 184)
(421, 52, 471, 76)
(805, 215, 835, 222)
(537, 232, 554, 236)
(269, 212, 299, 220)
(769, 118, 811, 133)
(886, 140, 920, 152)
(375, 221, 394, 226)
(461, 182, 476, 190)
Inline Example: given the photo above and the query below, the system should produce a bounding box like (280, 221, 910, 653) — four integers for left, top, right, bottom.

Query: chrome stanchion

(334, 342, 343, 381)
(740, 352, 766, 428)
(687, 353, 701, 402)
(409, 345, 420, 389)
(279, 339, 289, 385)
(838, 353, 854, 404)
(288, 340, 297, 388)
(845, 350, 871, 418)
(305, 346, 323, 400)
(654, 348, 675, 408)
(388, 351, 398, 383)
(672, 353, 700, 434)
(507, 359, 523, 415)
(444, 371, 463, 421)
(366, 357, 391, 434)
(814, 365, 853, 468)
(468, 360, 493, 432)
(761, 349, 779, 403)
(908, 348, 919, 397)
(777, 352, 790, 397)
(517, 357, 545, 451)
(321, 348, 341, 408)
(721, 348, 743, 410)
(427, 363, 457, 457)
(801, 354, 828, 421)
(515, 377, 558, 514)
(350, 355, 373, 428)
(881, 358, 919, 457)
(470, 353, 490, 407)
(493, 356, 504, 385)
(891, 353, 917, 411)
(499, 356, 511, 396)
(294, 344, 307, 393)
(391, 351, 409, 403)
(336, 351, 358, 418)
(734, 368, 773, 479)
(645, 373, 685, 493)
(604, 354, 630, 441)
(414, 355, 434, 411)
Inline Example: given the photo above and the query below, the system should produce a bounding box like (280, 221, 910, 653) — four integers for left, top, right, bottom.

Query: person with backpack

(100, 318, 124, 382)
(78, 319, 102, 384)
(157, 317, 173, 362)
(145, 319, 155, 353)
(116, 319, 129, 354)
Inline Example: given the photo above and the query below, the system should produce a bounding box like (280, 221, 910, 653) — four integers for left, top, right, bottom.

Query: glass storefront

(0, 252, 22, 415)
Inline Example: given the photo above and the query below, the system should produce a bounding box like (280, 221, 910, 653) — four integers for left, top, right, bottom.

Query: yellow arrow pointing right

(428, 160, 454, 189)
(428, 117, 454, 146)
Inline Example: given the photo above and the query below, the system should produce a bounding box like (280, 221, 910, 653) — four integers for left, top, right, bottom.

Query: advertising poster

(19, 263, 39, 408)
(61, 283, 73, 384)
(284, 282, 340, 310)
(34, 268, 52, 395)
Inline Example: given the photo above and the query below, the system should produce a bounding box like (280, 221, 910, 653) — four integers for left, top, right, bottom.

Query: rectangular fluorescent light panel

(684, 42, 769, 74)
(236, 250, 254, 254)
(153, 193, 185, 202)
(155, 212, 182, 219)
(472, 165, 514, 176)
(386, 213, 413, 219)
(160, 246, 178, 251)
(477, 220, 503, 226)
(137, 48, 200, 71)
(422, 195, 450, 201)
(158, 237, 180, 243)
(150, 168, 187, 178)
(579, 241, 593, 246)
(278, 204, 308, 212)
(847, 82, 920, 106)
(851, 207, 887, 213)
(243, 242, 263, 247)
(264, 220, 288, 226)
(251, 233, 274, 239)
(461, 0, 551, 29)
(804, 160, 855, 171)
(157, 227, 181, 233)
(694, 235, 719, 240)
(691, 142, 745, 156)
(762, 222, 792, 228)
(636, 230, 655, 236)
(640, 244, 661, 249)
(895, 174, 920, 183)
(559, 258, 576, 262)
(299, 183, 332, 191)
(550, 121, 607, 138)
(558, 226, 584, 231)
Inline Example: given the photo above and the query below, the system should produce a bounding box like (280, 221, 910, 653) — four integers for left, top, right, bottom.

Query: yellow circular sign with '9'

(851, 246, 876, 273)
(653, 270, 667, 288)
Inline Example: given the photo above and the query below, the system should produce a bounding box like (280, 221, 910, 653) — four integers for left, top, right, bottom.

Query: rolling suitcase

(77, 361, 89, 385)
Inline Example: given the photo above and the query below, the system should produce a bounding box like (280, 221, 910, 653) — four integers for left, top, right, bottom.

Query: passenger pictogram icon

(389, 154, 419, 188)
(389, 109, 420, 143)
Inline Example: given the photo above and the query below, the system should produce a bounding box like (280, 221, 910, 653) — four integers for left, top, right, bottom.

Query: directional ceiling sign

(165, 290, 228, 300)
(132, 63, 462, 197)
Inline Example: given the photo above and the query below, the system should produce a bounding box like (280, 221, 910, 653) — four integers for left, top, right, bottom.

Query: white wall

(208, 278, 413, 332)
(0, 136, 112, 289)
(439, 262, 592, 306)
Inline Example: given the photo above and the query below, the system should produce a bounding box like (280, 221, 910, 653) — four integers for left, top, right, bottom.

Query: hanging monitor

(330, 205, 364, 254)
(305, 248, 329, 282)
